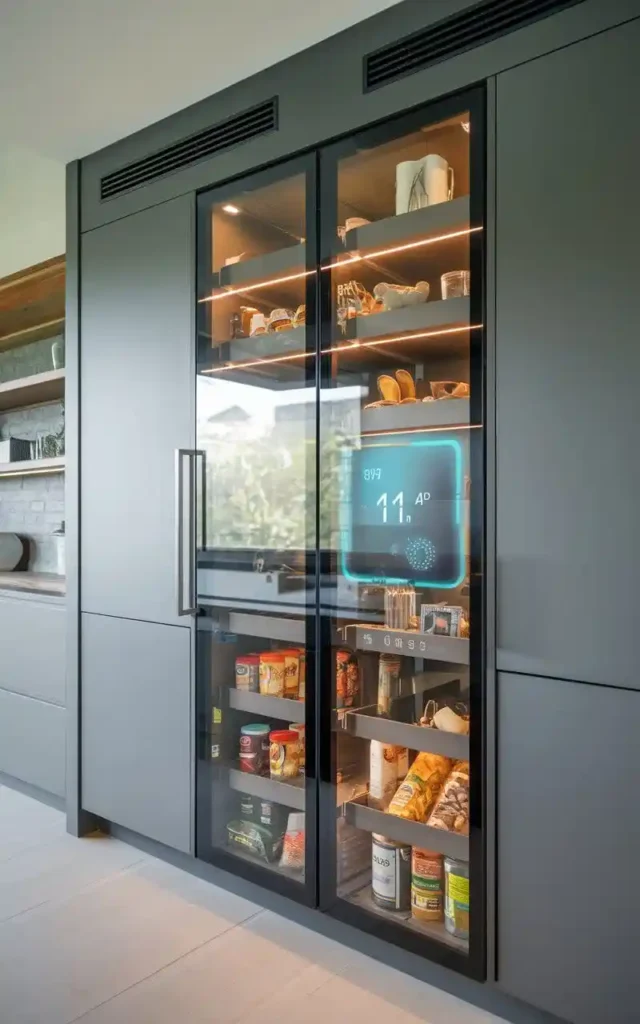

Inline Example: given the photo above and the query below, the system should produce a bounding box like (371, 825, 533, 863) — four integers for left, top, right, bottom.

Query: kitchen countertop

(0, 571, 66, 598)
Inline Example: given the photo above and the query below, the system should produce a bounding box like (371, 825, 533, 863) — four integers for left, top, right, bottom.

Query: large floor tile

(74, 910, 335, 1024)
(0, 831, 145, 922)
(0, 785, 65, 863)
(0, 856, 260, 1024)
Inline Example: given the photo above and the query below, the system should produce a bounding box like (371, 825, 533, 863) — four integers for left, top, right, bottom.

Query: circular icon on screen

(406, 537, 436, 571)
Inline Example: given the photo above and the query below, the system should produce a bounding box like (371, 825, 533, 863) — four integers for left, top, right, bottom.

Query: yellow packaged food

(428, 760, 470, 835)
(388, 752, 451, 822)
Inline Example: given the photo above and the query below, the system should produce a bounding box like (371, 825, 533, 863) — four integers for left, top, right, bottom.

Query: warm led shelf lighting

(222, 204, 240, 215)
(326, 225, 483, 270)
(200, 269, 314, 303)
(202, 324, 481, 374)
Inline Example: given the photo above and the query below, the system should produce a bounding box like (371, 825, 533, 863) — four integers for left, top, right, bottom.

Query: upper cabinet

(496, 19, 640, 688)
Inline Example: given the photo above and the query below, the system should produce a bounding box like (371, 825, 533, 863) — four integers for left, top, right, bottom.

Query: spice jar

(269, 730, 300, 779)
(259, 652, 286, 697)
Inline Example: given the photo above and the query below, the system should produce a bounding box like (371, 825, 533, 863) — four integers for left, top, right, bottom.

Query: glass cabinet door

(318, 95, 485, 974)
(195, 157, 317, 903)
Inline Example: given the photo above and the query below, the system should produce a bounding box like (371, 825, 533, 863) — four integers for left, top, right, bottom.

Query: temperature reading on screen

(364, 468, 382, 482)
(375, 491, 431, 525)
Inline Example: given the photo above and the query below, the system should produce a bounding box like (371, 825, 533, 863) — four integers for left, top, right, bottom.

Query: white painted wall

(0, 143, 65, 278)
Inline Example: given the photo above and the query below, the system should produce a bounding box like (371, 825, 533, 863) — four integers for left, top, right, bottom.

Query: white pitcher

(395, 154, 454, 214)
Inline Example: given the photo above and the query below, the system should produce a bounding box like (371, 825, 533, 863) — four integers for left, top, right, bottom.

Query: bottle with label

(444, 856, 470, 940)
(369, 741, 402, 811)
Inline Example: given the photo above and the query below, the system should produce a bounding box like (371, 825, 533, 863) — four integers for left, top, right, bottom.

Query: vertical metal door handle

(175, 449, 198, 616)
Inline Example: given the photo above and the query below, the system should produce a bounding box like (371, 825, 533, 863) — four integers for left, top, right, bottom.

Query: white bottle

(369, 741, 399, 811)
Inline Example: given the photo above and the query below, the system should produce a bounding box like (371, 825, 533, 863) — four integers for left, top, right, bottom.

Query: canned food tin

(235, 654, 260, 692)
(444, 856, 470, 939)
(239, 723, 270, 775)
(411, 848, 444, 922)
(371, 834, 411, 911)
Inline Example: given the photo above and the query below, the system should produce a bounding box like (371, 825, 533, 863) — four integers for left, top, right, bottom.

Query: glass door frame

(316, 86, 487, 980)
(194, 152, 319, 909)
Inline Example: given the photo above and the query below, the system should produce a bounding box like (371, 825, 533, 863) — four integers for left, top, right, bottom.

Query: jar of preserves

(259, 652, 286, 697)
(239, 723, 270, 775)
(269, 730, 300, 779)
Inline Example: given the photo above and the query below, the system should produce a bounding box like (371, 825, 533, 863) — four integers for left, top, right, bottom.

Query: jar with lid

(239, 723, 270, 775)
(444, 856, 470, 940)
(259, 652, 286, 697)
(269, 730, 300, 779)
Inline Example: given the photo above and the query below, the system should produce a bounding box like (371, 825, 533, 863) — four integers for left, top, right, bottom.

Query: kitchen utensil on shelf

(441, 270, 470, 299)
(395, 154, 454, 214)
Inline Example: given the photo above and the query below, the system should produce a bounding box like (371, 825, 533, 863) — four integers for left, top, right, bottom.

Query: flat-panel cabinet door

(82, 613, 192, 853)
(496, 21, 640, 688)
(81, 195, 194, 626)
(498, 672, 639, 1024)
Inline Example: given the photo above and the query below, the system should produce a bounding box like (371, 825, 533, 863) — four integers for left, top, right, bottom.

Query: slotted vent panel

(365, 0, 585, 90)
(100, 98, 278, 200)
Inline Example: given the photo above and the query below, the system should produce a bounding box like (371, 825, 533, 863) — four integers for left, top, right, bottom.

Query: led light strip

(198, 225, 483, 303)
(199, 269, 314, 303)
(202, 324, 481, 374)
(324, 225, 482, 269)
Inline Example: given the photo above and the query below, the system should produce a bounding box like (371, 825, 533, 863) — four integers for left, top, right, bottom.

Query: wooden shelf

(0, 256, 65, 353)
(0, 369, 64, 412)
(361, 398, 469, 434)
(0, 456, 65, 478)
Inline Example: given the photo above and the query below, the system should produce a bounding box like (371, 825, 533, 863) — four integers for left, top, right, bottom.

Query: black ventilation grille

(365, 0, 585, 90)
(100, 98, 278, 201)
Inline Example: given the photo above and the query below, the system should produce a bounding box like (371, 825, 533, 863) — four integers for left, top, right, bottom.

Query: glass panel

(196, 165, 315, 888)
(321, 110, 479, 953)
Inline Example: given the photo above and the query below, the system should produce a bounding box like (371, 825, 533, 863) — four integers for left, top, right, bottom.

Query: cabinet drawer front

(0, 595, 65, 705)
(0, 689, 65, 797)
(82, 613, 191, 853)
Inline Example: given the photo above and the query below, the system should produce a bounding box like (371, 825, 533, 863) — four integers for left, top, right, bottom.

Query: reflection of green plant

(205, 425, 355, 552)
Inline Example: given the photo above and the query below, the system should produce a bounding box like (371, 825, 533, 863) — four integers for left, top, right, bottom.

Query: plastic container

(239, 723, 270, 775)
(441, 270, 470, 300)
(269, 729, 300, 779)
(259, 652, 286, 697)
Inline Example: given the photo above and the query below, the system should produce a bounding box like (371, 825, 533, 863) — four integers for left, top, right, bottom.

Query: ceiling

(0, 0, 402, 163)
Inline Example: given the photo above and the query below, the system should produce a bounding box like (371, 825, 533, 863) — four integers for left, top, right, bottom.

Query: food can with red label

(235, 654, 260, 692)
(239, 724, 270, 775)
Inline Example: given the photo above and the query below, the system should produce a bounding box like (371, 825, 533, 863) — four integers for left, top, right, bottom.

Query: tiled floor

(0, 785, 507, 1024)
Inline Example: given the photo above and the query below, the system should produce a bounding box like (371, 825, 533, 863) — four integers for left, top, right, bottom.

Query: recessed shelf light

(222, 204, 241, 215)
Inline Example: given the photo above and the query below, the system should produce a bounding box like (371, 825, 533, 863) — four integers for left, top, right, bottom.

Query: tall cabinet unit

(80, 195, 195, 853)
(193, 93, 485, 973)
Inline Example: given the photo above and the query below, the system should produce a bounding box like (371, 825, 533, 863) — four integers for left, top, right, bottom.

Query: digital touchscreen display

(341, 436, 465, 588)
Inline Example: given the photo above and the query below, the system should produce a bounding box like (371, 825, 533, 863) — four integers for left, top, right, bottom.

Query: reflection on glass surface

(323, 111, 477, 954)
(196, 164, 314, 887)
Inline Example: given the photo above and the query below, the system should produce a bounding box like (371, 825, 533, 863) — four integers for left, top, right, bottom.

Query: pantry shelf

(343, 296, 470, 344)
(345, 881, 468, 954)
(361, 397, 470, 434)
(339, 196, 471, 255)
(211, 242, 306, 291)
(337, 706, 469, 761)
(343, 795, 469, 861)
(346, 625, 469, 664)
(228, 767, 306, 810)
(228, 688, 304, 721)
(227, 611, 306, 645)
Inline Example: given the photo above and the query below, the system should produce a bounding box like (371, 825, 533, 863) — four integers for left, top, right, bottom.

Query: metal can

(444, 856, 470, 940)
(239, 723, 270, 775)
(269, 730, 300, 779)
(411, 848, 444, 922)
(377, 655, 401, 716)
(235, 654, 260, 692)
(259, 652, 286, 697)
(336, 649, 359, 708)
(371, 834, 411, 911)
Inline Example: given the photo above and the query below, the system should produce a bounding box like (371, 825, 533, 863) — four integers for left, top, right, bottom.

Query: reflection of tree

(204, 424, 356, 553)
